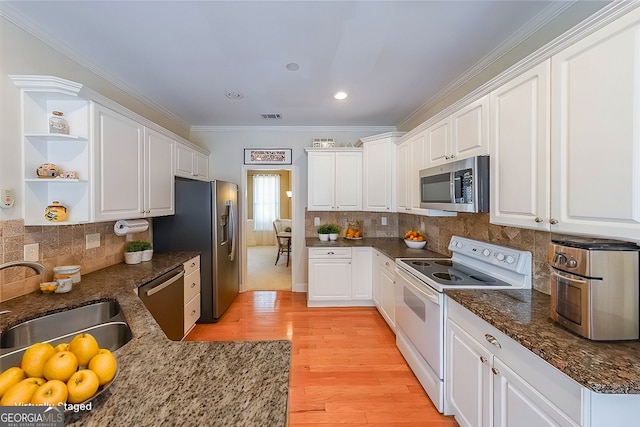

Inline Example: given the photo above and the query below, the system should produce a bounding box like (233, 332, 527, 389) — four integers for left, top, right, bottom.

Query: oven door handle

(396, 268, 440, 305)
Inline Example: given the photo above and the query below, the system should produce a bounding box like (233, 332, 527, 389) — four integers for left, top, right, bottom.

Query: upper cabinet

(425, 95, 489, 168)
(306, 148, 362, 211)
(361, 132, 404, 212)
(490, 60, 551, 230)
(13, 75, 206, 225)
(549, 7, 640, 241)
(175, 142, 209, 181)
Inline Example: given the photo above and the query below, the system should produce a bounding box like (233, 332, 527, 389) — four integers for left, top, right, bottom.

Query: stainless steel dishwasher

(138, 265, 185, 340)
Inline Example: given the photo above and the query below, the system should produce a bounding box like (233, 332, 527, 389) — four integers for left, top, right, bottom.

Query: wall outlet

(314, 217, 320, 226)
(24, 243, 39, 261)
(381, 217, 387, 226)
(420, 220, 426, 233)
(86, 233, 101, 249)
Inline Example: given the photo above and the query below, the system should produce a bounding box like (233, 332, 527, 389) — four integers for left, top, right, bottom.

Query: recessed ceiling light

(333, 91, 348, 100)
(225, 91, 243, 100)
(285, 62, 300, 71)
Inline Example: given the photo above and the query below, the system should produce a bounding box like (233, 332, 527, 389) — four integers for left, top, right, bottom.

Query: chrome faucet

(0, 261, 47, 278)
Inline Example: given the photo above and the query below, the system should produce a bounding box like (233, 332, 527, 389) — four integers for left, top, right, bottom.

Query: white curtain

(253, 174, 280, 245)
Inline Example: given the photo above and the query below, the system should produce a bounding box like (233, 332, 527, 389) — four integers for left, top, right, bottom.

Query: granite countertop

(0, 253, 291, 426)
(445, 289, 640, 394)
(305, 237, 445, 259)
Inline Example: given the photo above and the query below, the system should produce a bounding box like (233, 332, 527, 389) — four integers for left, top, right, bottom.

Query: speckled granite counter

(305, 237, 445, 259)
(445, 289, 640, 394)
(0, 253, 291, 426)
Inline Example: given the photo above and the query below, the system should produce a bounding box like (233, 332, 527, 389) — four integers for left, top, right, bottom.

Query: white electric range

(394, 236, 532, 413)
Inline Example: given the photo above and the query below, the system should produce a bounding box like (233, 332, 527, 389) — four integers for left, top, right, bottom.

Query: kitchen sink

(0, 300, 124, 349)
(0, 321, 133, 371)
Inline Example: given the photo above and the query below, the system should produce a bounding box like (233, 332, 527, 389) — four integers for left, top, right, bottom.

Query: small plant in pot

(124, 240, 144, 264)
(326, 224, 340, 241)
(317, 224, 332, 242)
(140, 240, 153, 262)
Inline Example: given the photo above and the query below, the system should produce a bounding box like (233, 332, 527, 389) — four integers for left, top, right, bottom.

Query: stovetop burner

(433, 272, 463, 282)
(401, 258, 510, 287)
(435, 260, 453, 267)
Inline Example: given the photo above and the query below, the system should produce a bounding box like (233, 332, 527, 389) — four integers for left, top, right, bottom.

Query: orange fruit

(31, 380, 68, 406)
(0, 367, 26, 399)
(0, 377, 46, 406)
(88, 349, 117, 386)
(21, 343, 56, 378)
(68, 333, 99, 367)
(67, 369, 99, 403)
(43, 350, 78, 382)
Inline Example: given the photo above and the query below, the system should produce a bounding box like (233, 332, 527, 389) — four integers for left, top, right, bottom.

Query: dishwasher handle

(146, 270, 185, 297)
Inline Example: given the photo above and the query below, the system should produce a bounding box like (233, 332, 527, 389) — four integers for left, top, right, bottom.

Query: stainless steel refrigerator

(153, 177, 239, 322)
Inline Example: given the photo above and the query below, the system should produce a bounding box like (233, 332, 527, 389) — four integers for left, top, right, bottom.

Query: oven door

(551, 270, 590, 338)
(395, 267, 444, 411)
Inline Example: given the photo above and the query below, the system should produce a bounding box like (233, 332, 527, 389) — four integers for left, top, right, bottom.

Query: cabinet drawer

(184, 269, 201, 304)
(183, 255, 200, 276)
(184, 293, 201, 334)
(309, 247, 352, 259)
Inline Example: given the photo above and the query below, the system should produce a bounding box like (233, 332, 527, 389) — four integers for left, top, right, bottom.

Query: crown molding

(190, 125, 397, 133)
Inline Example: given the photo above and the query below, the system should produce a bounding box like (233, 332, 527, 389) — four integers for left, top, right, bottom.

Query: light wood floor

(186, 291, 458, 426)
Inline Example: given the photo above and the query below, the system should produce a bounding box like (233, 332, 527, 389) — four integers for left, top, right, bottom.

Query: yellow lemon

(0, 367, 26, 398)
(21, 343, 56, 378)
(54, 343, 69, 352)
(0, 377, 46, 406)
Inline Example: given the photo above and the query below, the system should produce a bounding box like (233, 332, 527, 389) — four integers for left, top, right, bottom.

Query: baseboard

(293, 282, 307, 293)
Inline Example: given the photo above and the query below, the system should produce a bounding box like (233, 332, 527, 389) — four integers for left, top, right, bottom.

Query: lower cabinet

(307, 247, 373, 307)
(373, 249, 396, 331)
(183, 256, 201, 336)
(446, 297, 582, 427)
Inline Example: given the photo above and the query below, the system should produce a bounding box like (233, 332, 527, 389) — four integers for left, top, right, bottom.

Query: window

(253, 174, 280, 231)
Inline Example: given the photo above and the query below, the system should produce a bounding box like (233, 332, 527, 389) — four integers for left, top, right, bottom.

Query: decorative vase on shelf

(44, 201, 68, 222)
(49, 111, 69, 134)
(318, 233, 329, 242)
(124, 251, 142, 265)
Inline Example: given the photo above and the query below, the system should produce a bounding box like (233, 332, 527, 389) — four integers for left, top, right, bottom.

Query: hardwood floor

(185, 291, 458, 426)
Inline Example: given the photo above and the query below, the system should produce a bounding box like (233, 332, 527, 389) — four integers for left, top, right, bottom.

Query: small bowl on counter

(404, 239, 427, 249)
(40, 282, 58, 293)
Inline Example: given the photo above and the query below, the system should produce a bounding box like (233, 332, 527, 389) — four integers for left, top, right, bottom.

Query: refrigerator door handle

(227, 199, 236, 261)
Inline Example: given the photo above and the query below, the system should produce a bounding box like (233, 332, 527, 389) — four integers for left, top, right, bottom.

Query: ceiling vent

(261, 113, 282, 119)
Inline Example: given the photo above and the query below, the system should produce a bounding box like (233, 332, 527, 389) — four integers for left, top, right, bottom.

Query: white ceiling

(2, 1, 606, 128)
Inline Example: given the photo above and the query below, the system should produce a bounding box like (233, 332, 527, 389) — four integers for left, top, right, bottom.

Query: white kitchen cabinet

(446, 297, 582, 427)
(175, 141, 209, 181)
(94, 104, 174, 221)
(361, 132, 403, 212)
(306, 148, 362, 211)
(426, 95, 489, 168)
(549, 7, 640, 242)
(377, 251, 396, 331)
(396, 139, 411, 213)
(490, 60, 551, 231)
(351, 247, 373, 300)
(183, 255, 201, 336)
(13, 76, 92, 225)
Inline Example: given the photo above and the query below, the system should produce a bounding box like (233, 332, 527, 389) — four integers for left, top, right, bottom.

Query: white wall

(190, 127, 393, 289)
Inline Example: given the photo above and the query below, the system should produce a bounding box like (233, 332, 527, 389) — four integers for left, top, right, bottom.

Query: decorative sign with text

(244, 149, 292, 165)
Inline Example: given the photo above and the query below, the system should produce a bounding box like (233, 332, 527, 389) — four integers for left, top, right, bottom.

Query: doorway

(241, 166, 294, 292)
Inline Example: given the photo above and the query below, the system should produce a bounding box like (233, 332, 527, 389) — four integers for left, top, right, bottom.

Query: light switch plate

(24, 243, 39, 261)
(381, 217, 387, 226)
(314, 217, 320, 226)
(86, 233, 100, 249)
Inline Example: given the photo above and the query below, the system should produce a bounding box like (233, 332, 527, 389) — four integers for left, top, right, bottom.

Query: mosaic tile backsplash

(306, 210, 558, 294)
(0, 219, 149, 302)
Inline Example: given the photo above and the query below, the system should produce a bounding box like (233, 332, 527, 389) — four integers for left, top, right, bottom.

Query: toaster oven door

(551, 271, 590, 338)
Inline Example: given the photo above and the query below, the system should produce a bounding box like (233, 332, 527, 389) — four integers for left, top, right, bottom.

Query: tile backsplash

(306, 210, 555, 294)
(0, 219, 149, 302)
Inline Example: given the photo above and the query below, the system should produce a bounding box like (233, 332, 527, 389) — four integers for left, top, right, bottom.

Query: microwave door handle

(450, 172, 455, 202)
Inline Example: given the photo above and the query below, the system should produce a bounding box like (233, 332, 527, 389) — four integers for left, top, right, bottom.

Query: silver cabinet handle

(534, 217, 543, 223)
(550, 219, 559, 225)
(146, 271, 185, 297)
(485, 334, 501, 348)
(479, 356, 487, 363)
(491, 367, 500, 375)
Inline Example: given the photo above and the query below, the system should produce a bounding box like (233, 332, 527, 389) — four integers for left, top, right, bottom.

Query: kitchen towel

(114, 219, 149, 236)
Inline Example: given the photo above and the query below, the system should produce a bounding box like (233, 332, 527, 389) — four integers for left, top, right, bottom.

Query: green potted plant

(140, 240, 153, 262)
(326, 224, 340, 241)
(124, 240, 144, 265)
(317, 224, 331, 241)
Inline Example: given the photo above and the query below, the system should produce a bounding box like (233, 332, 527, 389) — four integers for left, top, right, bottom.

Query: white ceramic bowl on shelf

(404, 239, 427, 249)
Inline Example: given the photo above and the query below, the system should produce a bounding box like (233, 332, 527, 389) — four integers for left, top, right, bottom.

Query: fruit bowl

(404, 239, 427, 249)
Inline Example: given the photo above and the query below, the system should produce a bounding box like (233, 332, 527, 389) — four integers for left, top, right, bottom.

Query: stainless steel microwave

(419, 156, 489, 213)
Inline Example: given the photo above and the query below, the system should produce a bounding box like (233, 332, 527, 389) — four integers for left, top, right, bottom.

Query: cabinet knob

(485, 334, 501, 348)
(191, 262, 196, 267)
(491, 367, 500, 376)
(385, 262, 390, 266)
(550, 218, 558, 225)
(445, 156, 450, 160)
(190, 310, 196, 316)
(191, 282, 196, 288)
(534, 217, 543, 223)
(327, 251, 335, 255)
(450, 154, 455, 159)
(479, 356, 487, 364)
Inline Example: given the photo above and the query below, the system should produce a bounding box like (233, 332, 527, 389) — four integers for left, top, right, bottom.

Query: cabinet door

(308, 258, 352, 302)
(335, 151, 362, 210)
(144, 128, 174, 217)
(363, 138, 393, 211)
(379, 261, 396, 330)
(410, 132, 428, 211)
(446, 319, 492, 427)
(551, 8, 640, 240)
(351, 247, 373, 300)
(452, 95, 489, 160)
(94, 104, 144, 221)
(372, 251, 382, 305)
(490, 61, 550, 230)
(307, 151, 336, 210)
(425, 116, 451, 167)
(194, 151, 209, 180)
(175, 143, 195, 178)
(493, 358, 579, 427)
(396, 141, 411, 212)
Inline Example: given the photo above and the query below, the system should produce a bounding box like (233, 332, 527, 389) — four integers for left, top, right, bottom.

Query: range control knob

(506, 255, 515, 264)
(496, 253, 505, 261)
(482, 249, 491, 257)
(553, 253, 567, 265)
(452, 240, 463, 248)
(567, 258, 578, 268)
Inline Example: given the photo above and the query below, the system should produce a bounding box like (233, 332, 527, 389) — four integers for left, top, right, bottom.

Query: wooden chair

(273, 219, 292, 266)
